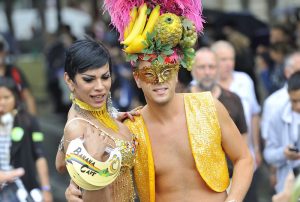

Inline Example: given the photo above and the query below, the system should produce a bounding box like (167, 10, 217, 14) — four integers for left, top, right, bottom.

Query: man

(189, 47, 247, 138)
(211, 40, 261, 166)
(62, 2, 253, 202)
(261, 52, 300, 193)
(264, 72, 300, 193)
(0, 37, 36, 115)
(262, 52, 300, 140)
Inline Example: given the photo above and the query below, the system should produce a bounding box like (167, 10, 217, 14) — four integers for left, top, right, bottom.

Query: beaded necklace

(72, 98, 119, 132)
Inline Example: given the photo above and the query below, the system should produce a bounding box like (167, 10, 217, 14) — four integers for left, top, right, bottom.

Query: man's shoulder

(124, 115, 144, 129)
(232, 71, 253, 85)
(183, 92, 212, 98)
(264, 87, 289, 109)
(220, 88, 241, 101)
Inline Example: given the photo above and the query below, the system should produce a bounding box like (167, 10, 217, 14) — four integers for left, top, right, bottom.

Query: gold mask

(134, 61, 179, 84)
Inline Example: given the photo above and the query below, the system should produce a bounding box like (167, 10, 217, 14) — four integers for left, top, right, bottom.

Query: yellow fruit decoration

(121, 3, 147, 46)
(142, 5, 160, 38)
(124, 5, 161, 54)
(123, 7, 138, 40)
(124, 35, 147, 54)
(154, 13, 183, 48)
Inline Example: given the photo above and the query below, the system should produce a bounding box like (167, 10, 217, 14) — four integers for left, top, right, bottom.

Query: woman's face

(0, 87, 16, 115)
(66, 63, 112, 108)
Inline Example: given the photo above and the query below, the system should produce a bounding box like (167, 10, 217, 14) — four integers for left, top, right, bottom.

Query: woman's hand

(83, 125, 112, 161)
(0, 168, 24, 184)
(65, 180, 83, 202)
(116, 106, 143, 122)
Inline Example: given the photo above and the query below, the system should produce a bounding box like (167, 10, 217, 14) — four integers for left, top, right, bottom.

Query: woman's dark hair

(65, 36, 112, 81)
(288, 71, 300, 92)
(0, 77, 21, 109)
(0, 77, 32, 127)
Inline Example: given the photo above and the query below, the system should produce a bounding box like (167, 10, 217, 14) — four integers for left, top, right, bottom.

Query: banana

(124, 35, 148, 54)
(121, 3, 147, 46)
(123, 7, 138, 40)
(142, 5, 160, 38)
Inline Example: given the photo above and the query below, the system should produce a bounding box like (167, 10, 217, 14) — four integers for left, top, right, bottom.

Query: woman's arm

(36, 158, 53, 202)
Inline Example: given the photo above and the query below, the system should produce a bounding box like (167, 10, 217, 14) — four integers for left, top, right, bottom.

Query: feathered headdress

(103, 0, 204, 70)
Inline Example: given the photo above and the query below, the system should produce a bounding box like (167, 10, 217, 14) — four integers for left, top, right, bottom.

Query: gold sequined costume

(67, 99, 137, 202)
(125, 92, 230, 202)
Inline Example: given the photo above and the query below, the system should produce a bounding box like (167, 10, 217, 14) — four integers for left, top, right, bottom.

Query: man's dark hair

(288, 71, 300, 92)
(64, 36, 112, 81)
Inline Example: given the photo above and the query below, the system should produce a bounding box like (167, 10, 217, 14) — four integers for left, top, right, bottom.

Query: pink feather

(103, 0, 204, 41)
(103, 0, 144, 41)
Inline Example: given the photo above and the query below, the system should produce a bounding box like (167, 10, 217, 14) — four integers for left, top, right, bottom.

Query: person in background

(261, 52, 300, 193)
(0, 37, 37, 115)
(211, 40, 261, 202)
(264, 71, 300, 194)
(0, 77, 52, 201)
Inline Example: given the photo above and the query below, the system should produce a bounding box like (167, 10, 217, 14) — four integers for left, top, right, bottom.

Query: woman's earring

(107, 92, 118, 118)
(70, 92, 75, 101)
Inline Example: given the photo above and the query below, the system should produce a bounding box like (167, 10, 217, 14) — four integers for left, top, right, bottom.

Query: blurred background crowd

(1, 0, 300, 201)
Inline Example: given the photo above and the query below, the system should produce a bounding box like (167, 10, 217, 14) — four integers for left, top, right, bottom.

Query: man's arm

(215, 99, 253, 202)
(252, 114, 262, 166)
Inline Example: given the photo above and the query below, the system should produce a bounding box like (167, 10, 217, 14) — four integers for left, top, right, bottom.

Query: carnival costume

(64, 98, 137, 201)
(103, 0, 230, 201)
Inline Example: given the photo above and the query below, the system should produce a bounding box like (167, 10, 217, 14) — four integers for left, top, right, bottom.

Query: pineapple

(154, 13, 183, 48)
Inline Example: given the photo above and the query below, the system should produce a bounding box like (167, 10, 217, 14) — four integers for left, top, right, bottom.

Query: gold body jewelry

(73, 98, 119, 132)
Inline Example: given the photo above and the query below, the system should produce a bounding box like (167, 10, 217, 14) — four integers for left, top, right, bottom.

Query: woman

(55, 38, 137, 202)
(0, 77, 53, 201)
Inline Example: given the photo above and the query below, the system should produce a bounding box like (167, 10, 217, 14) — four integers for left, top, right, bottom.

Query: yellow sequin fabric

(73, 98, 119, 132)
(184, 92, 229, 192)
(107, 133, 137, 201)
(124, 117, 155, 202)
(107, 134, 137, 169)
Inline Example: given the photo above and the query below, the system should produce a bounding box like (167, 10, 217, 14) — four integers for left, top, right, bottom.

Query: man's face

(134, 61, 178, 105)
(192, 51, 218, 91)
(289, 89, 300, 114)
(214, 48, 235, 80)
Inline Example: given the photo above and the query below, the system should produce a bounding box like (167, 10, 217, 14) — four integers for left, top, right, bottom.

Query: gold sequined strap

(124, 117, 155, 202)
(65, 117, 99, 130)
(64, 117, 115, 143)
(184, 92, 230, 192)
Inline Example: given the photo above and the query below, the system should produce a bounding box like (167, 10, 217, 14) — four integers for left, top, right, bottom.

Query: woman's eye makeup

(82, 77, 94, 82)
(102, 72, 111, 79)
